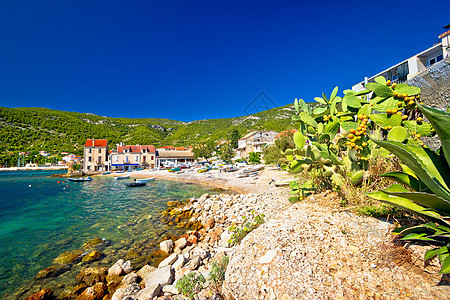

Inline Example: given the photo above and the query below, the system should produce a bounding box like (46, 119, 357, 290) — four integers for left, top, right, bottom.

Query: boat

(126, 182, 146, 187)
(114, 174, 131, 180)
(198, 167, 211, 173)
(224, 167, 239, 173)
(115, 170, 124, 173)
(68, 177, 92, 182)
(135, 177, 156, 183)
(169, 167, 181, 172)
(270, 179, 293, 187)
(243, 166, 264, 173)
(236, 173, 249, 178)
(101, 171, 111, 175)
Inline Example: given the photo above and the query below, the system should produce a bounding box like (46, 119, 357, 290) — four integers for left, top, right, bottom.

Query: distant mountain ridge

(0, 105, 295, 155)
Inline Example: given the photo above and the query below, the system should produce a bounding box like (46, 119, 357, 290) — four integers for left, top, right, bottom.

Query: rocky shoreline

(21, 169, 450, 299)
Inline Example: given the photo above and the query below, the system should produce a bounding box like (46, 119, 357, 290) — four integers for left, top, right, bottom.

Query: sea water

(0, 170, 217, 298)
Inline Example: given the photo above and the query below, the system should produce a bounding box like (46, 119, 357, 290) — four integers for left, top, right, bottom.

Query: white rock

(174, 237, 187, 251)
(136, 264, 156, 280)
(159, 253, 178, 268)
(160, 239, 174, 254)
(162, 284, 180, 295)
(108, 259, 125, 276)
(135, 284, 161, 300)
(122, 260, 133, 274)
(144, 265, 174, 288)
(172, 254, 188, 270)
(259, 250, 277, 264)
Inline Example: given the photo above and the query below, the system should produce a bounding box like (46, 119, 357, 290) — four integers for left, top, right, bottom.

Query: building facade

(83, 139, 109, 172)
(353, 31, 449, 91)
(156, 148, 194, 167)
(236, 130, 279, 159)
(109, 145, 156, 171)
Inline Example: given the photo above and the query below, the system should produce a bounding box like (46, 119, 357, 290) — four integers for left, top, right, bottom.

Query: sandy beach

(99, 166, 295, 194)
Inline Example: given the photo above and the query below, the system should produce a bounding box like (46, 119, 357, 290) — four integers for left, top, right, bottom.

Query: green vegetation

(209, 256, 229, 285)
(175, 272, 206, 300)
(228, 211, 265, 245)
(367, 103, 450, 274)
(0, 105, 293, 162)
(248, 152, 261, 164)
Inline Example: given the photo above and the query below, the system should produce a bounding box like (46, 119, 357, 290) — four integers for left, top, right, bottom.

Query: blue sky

(0, 0, 448, 121)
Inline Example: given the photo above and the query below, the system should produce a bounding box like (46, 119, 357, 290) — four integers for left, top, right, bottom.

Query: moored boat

(101, 171, 111, 175)
(114, 174, 131, 180)
(125, 182, 146, 187)
(68, 177, 92, 182)
(135, 177, 156, 183)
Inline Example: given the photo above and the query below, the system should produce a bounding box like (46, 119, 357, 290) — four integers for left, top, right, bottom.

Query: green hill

(0, 105, 295, 158)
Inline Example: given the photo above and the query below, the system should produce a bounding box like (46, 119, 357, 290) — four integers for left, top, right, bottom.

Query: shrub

(228, 211, 265, 245)
(175, 272, 206, 300)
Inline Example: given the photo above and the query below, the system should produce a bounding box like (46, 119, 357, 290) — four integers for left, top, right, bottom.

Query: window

(88, 156, 92, 162)
(428, 54, 443, 66)
(135, 156, 139, 162)
(99, 149, 102, 153)
(151, 156, 154, 160)
(125, 157, 128, 163)
(89, 148, 92, 154)
(115, 156, 118, 162)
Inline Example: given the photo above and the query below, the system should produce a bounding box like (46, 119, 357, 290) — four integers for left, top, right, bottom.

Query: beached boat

(271, 179, 293, 187)
(115, 170, 124, 173)
(168, 167, 181, 172)
(224, 167, 239, 172)
(236, 173, 249, 178)
(125, 182, 146, 187)
(243, 166, 264, 173)
(101, 171, 111, 175)
(68, 177, 92, 182)
(135, 177, 155, 183)
(197, 167, 211, 173)
(114, 174, 131, 180)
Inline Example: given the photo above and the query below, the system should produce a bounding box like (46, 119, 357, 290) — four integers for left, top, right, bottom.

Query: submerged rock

(35, 267, 58, 280)
(82, 251, 103, 263)
(24, 289, 53, 300)
(53, 250, 85, 266)
(167, 200, 182, 207)
(76, 266, 108, 286)
(82, 238, 104, 250)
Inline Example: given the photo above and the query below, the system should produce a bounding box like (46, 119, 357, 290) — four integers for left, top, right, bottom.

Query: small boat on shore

(114, 174, 131, 180)
(270, 179, 293, 187)
(135, 177, 155, 183)
(102, 172, 111, 175)
(243, 166, 264, 173)
(198, 167, 211, 173)
(126, 182, 146, 187)
(68, 177, 92, 182)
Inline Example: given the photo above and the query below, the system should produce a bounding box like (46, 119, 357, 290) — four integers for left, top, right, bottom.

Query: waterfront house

(83, 139, 109, 172)
(156, 147, 194, 167)
(353, 30, 449, 91)
(109, 144, 156, 171)
(236, 130, 279, 159)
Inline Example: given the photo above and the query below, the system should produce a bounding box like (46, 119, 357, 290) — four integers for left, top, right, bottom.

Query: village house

(83, 139, 109, 172)
(156, 146, 194, 167)
(109, 144, 156, 171)
(353, 30, 449, 91)
(236, 130, 279, 159)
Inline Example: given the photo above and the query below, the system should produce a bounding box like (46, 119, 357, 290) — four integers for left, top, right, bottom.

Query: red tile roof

(439, 30, 450, 39)
(84, 139, 108, 147)
(117, 145, 156, 153)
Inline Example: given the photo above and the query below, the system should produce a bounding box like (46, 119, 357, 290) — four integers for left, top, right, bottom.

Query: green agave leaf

(395, 83, 421, 96)
(380, 171, 427, 192)
(387, 126, 408, 142)
(418, 103, 450, 164)
(293, 132, 306, 149)
(313, 106, 328, 115)
(365, 82, 378, 91)
(330, 86, 338, 101)
(381, 184, 450, 214)
(372, 139, 450, 201)
(401, 163, 418, 179)
(440, 254, 450, 274)
(397, 223, 438, 236)
(355, 89, 371, 96)
(401, 233, 436, 241)
(374, 85, 393, 98)
(351, 170, 364, 185)
(425, 248, 440, 261)
(378, 147, 391, 158)
(373, 97, 398, 112)
(314, 97, 327, 105)
(402, 120, 433, 136)
(300, 112, 318, 128)
(366, 190, 443, 222)
(294, 98, 299, 113)
(438, 246, 449, 266)
(343, 94, 361, 108)
(374, 76, 386, 85)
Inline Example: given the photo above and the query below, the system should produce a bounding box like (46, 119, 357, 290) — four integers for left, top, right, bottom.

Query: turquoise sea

(0, 170, 218, 299)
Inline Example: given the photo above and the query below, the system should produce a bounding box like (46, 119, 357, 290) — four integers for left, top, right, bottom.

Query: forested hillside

(0, 105, 295, 157)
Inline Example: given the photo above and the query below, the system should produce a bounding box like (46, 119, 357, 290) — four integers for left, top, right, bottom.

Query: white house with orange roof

(83, 139, 109, 172)
(109, 144, 156, 171)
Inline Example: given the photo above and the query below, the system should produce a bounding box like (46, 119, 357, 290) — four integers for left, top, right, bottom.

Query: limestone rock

(160, 239, 174, 254)
(172, 254, 188, 270)
(135, 284, 161, 300)
(76, 282, 106, 300)
(186, 256, 202, 270)
(144, 265, 174, 288)
(111, 282, 140, 300)
(108, 259, 125, 276)
(174, 237, 187, 251)
(82, 251, 103, 263)
(53, 250, 85, 265)
(136, 264, 156, 280)
(162, 284, 179, 295)
(158, 253, 178, 268)
(205, 217, 215, 230)
(82, 238, 104, 250)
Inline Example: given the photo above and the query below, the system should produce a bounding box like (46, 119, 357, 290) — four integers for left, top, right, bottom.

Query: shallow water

(0, 170, 217, 298)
